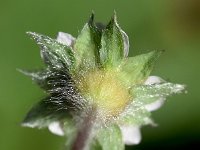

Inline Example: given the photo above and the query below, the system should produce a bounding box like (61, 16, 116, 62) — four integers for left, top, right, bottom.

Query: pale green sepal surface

(94, 124, 124, 150)
(120, 82, 185, 126)
(74, 14, 101, 71)
(119, 104, 151, 126)
(132, 82, 185, 105)
(119, 50, 164, 87)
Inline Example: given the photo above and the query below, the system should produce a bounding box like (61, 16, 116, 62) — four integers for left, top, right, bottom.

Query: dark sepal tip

(88, 12, 95, 25)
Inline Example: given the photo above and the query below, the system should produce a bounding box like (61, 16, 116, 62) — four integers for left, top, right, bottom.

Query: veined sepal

(26, 32, 75, 72)
(73, 13, 102, 72)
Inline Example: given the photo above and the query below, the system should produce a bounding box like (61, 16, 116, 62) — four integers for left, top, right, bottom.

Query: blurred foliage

(0, 0, 199, 149)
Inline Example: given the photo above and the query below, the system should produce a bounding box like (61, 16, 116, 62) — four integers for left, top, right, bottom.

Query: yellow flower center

(76, 69, 131, 117)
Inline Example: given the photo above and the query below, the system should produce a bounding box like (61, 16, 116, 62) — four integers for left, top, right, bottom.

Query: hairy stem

(72, 108, 96, 150)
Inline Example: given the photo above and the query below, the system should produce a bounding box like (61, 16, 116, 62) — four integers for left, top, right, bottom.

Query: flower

(21, 13, 185, 150)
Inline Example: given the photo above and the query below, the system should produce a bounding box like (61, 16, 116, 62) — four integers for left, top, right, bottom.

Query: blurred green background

(0, 0, 200, 149)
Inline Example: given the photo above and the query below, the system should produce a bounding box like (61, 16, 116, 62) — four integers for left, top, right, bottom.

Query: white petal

(120, 126, 141, 145)
(57, 32, 75, 47)
(144, 76, 165, 85)
(145, 98, 165, 112)
(48, 122, 64, 136)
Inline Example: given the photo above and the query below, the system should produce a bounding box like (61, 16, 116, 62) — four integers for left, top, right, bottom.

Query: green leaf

(94, 125, 124, 150)
(22, 96, 74, 128)
(27, 32, 75, 71)
(99, 14, 125, 68)
(132, 82, 185, 105)
(119, 50, 164, 87)
(74, 14, 101, 71)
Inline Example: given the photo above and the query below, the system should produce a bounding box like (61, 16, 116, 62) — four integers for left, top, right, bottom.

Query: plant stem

(72, 109, 96, 150)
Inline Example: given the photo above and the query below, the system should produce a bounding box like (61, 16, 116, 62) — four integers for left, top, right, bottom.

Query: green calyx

(21, 13, 185, 150)
(22, 13, 164, 126)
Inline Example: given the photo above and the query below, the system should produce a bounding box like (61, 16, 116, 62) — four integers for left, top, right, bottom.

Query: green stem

(72, 108, 96, 150)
